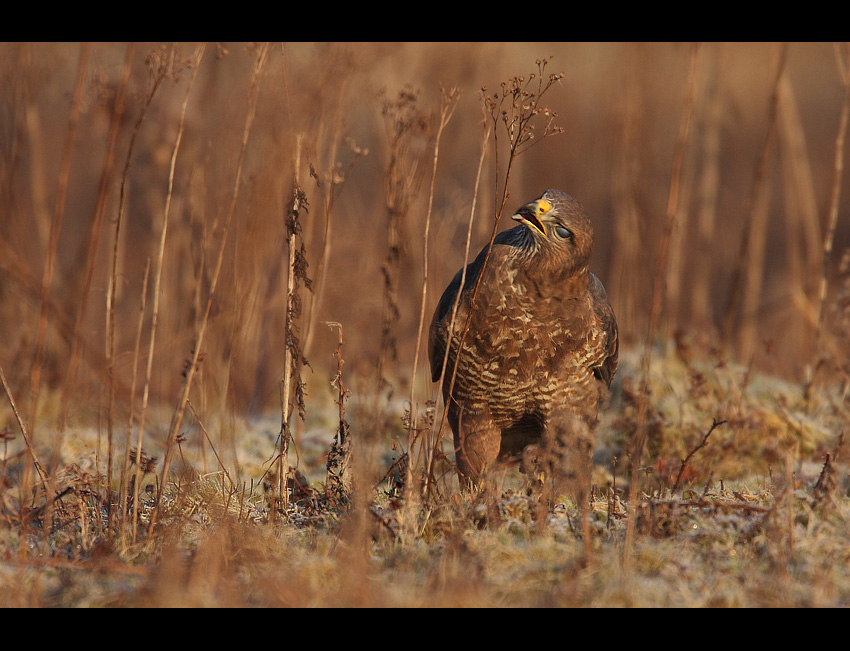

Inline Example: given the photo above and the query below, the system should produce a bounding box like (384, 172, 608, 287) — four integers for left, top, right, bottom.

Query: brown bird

(428, 189, 618, 486)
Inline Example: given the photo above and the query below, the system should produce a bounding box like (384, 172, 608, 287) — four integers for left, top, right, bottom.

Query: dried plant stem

(186, 400, 234, 489)
(99, 43, 138, 539)
(277, 135, 305, 517)
(1, 363, 48, 493)
(427, 118, 490, 493)
(325, 321, 352, 500)
(671, 418, 725, 492)
(93, 44, 174, 541)
(610, 44, 644, 336)
(27, 43, 89, 447)
(778, 74, 821, 339)
(119, 256, 150, 538)
(624, 43, 700, 568)
(722, 43, 788, 358)
(691, 45, 723, 329)
(810, 45, 850, 381)
(377, 88, 428, 398)
(407, 87, 459, 491)
(59, 42, 135, 438)
(432, 135, 518, 480)
(143, 42, 218, 534)
(301, 82, 364, 362)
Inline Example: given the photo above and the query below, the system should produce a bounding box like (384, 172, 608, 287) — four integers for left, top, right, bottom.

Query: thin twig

(27, 42, 90, 447)
(407, 86, 459, 492)
(129, 56, 175, 539)
(119, 256, 150, 539)
(147, 42, 218, 534)
(0, 363, 49, 493)
(808, 44, 850, 393)
(59, 42, 136, 436)
(671, 418, 726, 492)
(186, 400, 234, 489)
(277, 133, 307, 518)
(722, 43, 788, 356)
(426, 116, 490, 493)
(625, 43, 701, 566)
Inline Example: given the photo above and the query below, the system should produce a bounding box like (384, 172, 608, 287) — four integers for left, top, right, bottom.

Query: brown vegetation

(1, 42, 850, 607)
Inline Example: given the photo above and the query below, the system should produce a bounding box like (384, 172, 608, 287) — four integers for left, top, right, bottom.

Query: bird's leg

(450, 403, 502, 487)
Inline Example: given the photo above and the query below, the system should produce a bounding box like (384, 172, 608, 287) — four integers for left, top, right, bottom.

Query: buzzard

(428, 189, 618, 486)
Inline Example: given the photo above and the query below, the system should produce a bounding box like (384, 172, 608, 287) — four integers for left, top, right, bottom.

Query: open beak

(512, 199, 550, 236)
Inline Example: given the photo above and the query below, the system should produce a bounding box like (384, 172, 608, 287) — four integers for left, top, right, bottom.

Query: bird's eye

(555, 225, 573, 239)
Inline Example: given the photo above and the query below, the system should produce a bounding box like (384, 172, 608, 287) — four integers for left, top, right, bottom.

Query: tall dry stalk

(777, 73, 822, 350)
(721, 43, 788, 359)
(150, 42, 263, 532)
(405, 86, 460, 494)
(690, 45, 723, 330)
(808, 43, 850, 391)
(325, 321, 352, 502)
(426, 116, 491, 493)
(276, 134, 312, 519)
(1, 363, 49, 495)
(376, 87, 431, 401)
(127, 44, 204, 541)
(610, 43, 645, 339)
(26, 43, 89, 454)
(623, 43, 700, 569)
(119, 256, 150, 538)
(58, 43, 136, 442)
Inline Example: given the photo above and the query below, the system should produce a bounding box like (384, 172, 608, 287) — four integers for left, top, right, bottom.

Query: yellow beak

(512, 198, 551, 236)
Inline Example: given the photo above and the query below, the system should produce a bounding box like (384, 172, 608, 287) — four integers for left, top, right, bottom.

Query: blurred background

(1, 42, 848, 444)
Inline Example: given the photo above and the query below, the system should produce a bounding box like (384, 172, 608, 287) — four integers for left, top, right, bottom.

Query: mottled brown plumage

(428, 189, 618, 483)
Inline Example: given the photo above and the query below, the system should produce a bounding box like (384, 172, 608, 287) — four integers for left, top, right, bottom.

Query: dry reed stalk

(142, 42, 214, 535)
(808, 44, 850, 391)
(1, 360, 52, 567)
(778, 74, 822, 317)
(276, 134, 308, 518)
(665, 58, 702, 334)
(302, 138, 367, 362)
(247, 45, 293, 418)
(624, 43, 700, 569)
(406, 86, 460, 495)
(186, 400, 234, 490)
(0, 363, 49, 493)
(17, 46, 51, 256)
(26, 43, 89, 451)
(376, 87, 430, 401)
(325, 321, 352, 501)
(58, 43, 136, 439)
(99, 44, 139, 539)
(126, 45, 197, 541)
(610, 44, 644, 339)
(722, 43, 788, 359)
(690, 45, 723, 330)
(118, 257, 150, 538)
(426, 117, 491, 494)
(299, 51, 364, 364)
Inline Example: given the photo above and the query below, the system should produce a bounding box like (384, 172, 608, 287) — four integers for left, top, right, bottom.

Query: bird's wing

(589, 272, 619, 387)
(428, 231, 518, 383)
(428, 255, 481, 383)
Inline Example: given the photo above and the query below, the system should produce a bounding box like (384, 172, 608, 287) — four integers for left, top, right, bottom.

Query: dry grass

(1, 42, 850, 607)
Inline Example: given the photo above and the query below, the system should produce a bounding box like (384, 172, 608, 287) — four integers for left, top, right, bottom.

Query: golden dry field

(1, 42, 849, 607)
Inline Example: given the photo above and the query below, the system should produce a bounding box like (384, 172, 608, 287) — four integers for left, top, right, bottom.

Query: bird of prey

(428, 189, 618, 486)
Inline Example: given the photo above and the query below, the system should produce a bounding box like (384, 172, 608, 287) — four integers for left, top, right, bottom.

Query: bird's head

(511, 189, 593, 276)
